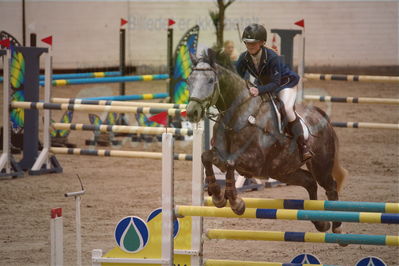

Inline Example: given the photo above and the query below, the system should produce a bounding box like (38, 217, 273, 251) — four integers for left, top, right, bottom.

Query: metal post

(119, 29, 126, 96)
(167, 28, 173, 103)
(22, 0, 26, 46)
(65, 190, 85, 266)
(297, 30, 305, 103)
(30, 33, 36, 47)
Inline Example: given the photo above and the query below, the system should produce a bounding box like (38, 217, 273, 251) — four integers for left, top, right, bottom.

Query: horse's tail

(332, 128, 348, 192)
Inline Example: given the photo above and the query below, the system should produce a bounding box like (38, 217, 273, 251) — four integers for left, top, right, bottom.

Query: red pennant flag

(294, 19, 305, 28)
(168, 19, 176, 26)
(41, 36, 53, 46)
(0, 39, 10, 48)
(120, 18, 128, 27)
(149, 112, 168, 126)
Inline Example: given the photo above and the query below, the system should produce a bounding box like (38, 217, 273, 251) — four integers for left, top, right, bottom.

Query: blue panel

(284, 199, 304, 210)
(381, 213, 399, 224)
(256, 209, 277, 219)
(285, 232, 305, 242)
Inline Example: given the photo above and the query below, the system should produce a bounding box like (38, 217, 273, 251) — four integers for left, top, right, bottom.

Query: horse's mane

(198, 48, 245, 86)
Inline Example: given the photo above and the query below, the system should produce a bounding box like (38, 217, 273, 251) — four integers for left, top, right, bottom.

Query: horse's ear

(207, 48, 217, 68)
(190, 52, 198, 66)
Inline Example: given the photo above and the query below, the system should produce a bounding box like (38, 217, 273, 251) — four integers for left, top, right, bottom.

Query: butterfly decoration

(171, 25, 199, 104)
(135, 113, 161, 127)
(88, 112, 120, 146)
(89, 112, 119, 128)
(50, 111, 74, 138)
(0, 31, 22, 48)
(10, 90, 24, 132)
(6, 34, 25, 132)
(136, 25, 199, 128)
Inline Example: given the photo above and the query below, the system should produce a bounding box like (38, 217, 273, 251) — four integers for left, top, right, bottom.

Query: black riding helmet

(242, 24, 267, 43)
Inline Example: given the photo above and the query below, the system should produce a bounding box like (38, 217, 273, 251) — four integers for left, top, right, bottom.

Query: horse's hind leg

(225, 163, 245, 215)
(307, 160, 342, 234)
(278, 169, 331, 232)
(202, 150, 226, 208)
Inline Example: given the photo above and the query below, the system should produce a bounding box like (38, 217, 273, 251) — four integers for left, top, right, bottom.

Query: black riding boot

(288, 117, 312, 162)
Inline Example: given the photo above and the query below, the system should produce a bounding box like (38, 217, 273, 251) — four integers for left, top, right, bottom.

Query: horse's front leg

(202, 150, 226, 208)
(225, 163, 245, 215)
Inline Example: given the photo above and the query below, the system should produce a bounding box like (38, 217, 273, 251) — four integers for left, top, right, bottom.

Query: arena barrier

(304, 73, 399, 83)
(304, 95, 399, 105)
(39, 74, 169, 87)
(204, 197, 399, 213)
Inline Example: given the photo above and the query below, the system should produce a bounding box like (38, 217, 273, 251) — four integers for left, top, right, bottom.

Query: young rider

(235, 23, 312, 162)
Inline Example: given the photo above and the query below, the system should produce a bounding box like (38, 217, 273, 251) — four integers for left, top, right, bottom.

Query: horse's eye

(208, 78, 214, 84)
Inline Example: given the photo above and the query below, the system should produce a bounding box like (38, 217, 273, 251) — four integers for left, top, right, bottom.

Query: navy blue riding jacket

(235, 47, 300, 94)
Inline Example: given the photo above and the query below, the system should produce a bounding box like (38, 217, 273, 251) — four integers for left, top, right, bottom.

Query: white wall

(0, 0, 398, 69)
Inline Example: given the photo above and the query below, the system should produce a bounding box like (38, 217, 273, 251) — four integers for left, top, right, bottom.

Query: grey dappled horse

(186, 49, 348, 234)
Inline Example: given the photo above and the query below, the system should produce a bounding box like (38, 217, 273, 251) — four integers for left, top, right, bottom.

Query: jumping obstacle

(10, 101, 186, 117)
(304, 73, 399, 82)
(0, 71, 122, 83)
(76, 93, 168, 101)
(39, 74, 169, 87)
(203, 260, 331, 266)
(206, 229, 399, 246)
(91, 130, 203, 265)
(175, 206, 399, 224)
(91, 130, 398, 266)
(50, 147, 192, 161)
(204, 197, 399, 213)
(332, 122, 399, 130)
(52, 123, 193, 136)
(304, 95, 399, 105)
(52, 97, 186, 109)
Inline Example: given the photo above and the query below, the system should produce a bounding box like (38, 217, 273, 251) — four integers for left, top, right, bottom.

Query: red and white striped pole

(50, 208, 63, 266)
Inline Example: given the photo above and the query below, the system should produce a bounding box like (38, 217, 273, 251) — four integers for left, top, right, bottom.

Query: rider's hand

(249, 87, 259, 97)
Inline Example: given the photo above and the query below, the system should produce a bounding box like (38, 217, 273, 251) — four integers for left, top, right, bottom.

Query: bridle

(188, 66, 223, 119)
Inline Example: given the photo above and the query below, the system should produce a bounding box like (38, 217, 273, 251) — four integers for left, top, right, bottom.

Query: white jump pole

(50, 208, 63, 266)
(65, 189, 85, 266)
(161, 132, 174, 266)
(191, 125, 204, 265)
(31, 51, 52, 171)
(0, 50, 11, 173)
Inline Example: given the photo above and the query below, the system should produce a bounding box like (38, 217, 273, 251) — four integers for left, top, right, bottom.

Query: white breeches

(278, 87, 297, 122)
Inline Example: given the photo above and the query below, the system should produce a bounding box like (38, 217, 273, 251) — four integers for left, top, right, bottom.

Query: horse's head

(186, 49, 219, 123)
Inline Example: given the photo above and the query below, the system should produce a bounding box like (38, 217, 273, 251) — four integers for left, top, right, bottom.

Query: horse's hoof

(332, 225, 349, 247)
(333, 225, 343, 234)
(230, 198, 246, 216)
(313, 221, 331, 232)
(212, 193, 227, 208)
